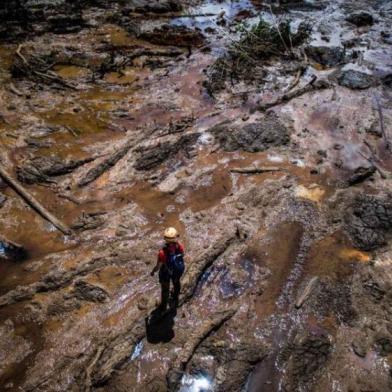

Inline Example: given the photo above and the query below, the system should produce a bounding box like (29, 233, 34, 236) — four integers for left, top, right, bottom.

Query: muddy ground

(0, 0, 392, 391)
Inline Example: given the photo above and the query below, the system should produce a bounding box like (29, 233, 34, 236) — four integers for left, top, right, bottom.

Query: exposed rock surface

(72, 280, 109, 303)
(346, 11, 375, 27)
(214, 112, 290, 153)
(337, 69, 378, 89)
(306, 45, 345, 67)
(346, 194, 392, 250)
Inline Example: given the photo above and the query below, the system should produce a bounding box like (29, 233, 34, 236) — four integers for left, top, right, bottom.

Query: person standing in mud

(151, 227, 185, 311)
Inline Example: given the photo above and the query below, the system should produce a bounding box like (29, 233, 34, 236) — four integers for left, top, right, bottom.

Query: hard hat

(164, 227, 178, 242)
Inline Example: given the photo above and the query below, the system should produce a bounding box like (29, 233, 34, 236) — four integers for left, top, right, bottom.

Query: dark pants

(159, 266, 182, 310)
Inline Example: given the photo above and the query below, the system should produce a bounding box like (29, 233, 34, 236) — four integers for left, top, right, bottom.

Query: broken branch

(78, 139, 133, 187)
(230, 166, 283, 174)
(258, 76, 330, 111)
(0, 166, 72, 235)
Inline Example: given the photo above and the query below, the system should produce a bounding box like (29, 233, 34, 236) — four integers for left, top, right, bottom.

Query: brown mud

(0, 0, 392, 391)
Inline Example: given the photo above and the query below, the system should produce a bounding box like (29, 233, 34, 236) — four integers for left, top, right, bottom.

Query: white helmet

(164, 227, 178, 243)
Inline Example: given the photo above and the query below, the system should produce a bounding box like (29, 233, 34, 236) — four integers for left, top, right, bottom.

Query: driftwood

(78, 140, 133, 187)
(65, 126, 79, 137)
(287, 67, 304, 92)
(0, 166, 72, 235)
(85, 345, 105, 392)
(9, 82, 23, 96)
(15, 45, 78, 90)
(259, 76, 330, 111)
(295, 276, 318, 309)
(230, 166, 283, 174)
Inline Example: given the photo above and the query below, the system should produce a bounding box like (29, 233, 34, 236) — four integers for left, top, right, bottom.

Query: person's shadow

(145, 306, 177, 344)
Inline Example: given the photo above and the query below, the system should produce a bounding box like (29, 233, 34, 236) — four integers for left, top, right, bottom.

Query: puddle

(180, 372, 214, 392)
(171, 0, 261, 32)
(53, 65, 90, 79)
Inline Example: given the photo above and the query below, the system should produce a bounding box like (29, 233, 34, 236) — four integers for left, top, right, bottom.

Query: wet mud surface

(0, 0, 392, 391)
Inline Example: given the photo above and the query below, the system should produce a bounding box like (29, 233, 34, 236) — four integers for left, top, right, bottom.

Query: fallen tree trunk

(258, 76, 330, 112)
(0, 166, 72, 235)
(78, 140, 133, 187)
(230, 166, 283, 174)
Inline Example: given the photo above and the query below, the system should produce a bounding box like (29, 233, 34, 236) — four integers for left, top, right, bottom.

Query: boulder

(347, 165, 376, 185)
(134, 1, 182, 14)
(345, 194, 392, 250)
(337, 69, 377, 90)
(73, 280, 109, 303)
(346, 12, 374, 27)
(139, 25, 205, 47)
(305, 45, 345, 67)
(0, 236, 27, 261)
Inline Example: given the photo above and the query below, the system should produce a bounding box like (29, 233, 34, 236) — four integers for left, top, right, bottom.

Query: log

(78, 140, 133, 187)
(295, 276, 318, 309)
(0, 166, 72, 235)
(9, 82, 23, 96)
(258, 76, 331, 112)
(230, 166, 283, 174)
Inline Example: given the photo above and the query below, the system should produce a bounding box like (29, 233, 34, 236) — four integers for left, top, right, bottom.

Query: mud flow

(0, 0, 392, 391)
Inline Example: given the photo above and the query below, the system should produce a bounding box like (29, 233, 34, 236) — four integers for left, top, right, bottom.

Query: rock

(17, 156, 93, 184)
(382, 74, 392, 88)
(0, 0, 85, 38)
(73, 280, 109, 303)
(381, 31, 392, 45)
(352, 339, 367, 358)
(0, 236, 27, 261)
(375, 337, 392, 356)
(139, 25, 205, 47)
(363, 280, 385, 302)
(290, 335, 332, 383)
(347, 165, 376, 185)
(0, 193, 6, 208)
(346, 12, 374, 27)
(337, 70, 377, 90)
(71, 212, 106, 231)
(214, 112, 290, 153)
(305, 45, 345, 67)
(47, 14, 85, 34)
(345, 194, 392, 250)
(134, 1, 182, 14)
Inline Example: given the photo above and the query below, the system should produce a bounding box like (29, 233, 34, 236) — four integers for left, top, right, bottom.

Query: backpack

(164, 243, 185, 277)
